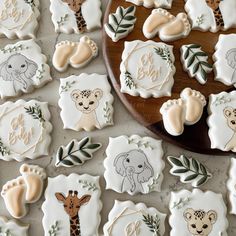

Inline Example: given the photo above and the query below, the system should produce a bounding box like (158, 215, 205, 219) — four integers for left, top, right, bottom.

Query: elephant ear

(113, 152, 128, 177)
(0, 61, 12, 81)
(24, 59, 38, 79)
(138, 162, 154, 183)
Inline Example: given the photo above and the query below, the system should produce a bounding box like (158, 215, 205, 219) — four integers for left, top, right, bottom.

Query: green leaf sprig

(154, 46, 173, 67)
(24, 104, 45, 123)
(142, 214, 160, 236)
(125, 71, 136, 89)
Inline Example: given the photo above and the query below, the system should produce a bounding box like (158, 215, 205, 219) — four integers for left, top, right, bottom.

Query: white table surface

(0, 0, 235, 235)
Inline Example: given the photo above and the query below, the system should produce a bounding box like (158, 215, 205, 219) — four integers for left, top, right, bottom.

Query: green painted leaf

(194, 51, 208, 57)
(184, 48, 190, 59)
(69, 155, 82, 164)
(182, 155, 190, 168)
(200, 163, 207, 175)
(116, 29, 127, 34)
(120, 24, 133, 28)
(118, 6, 124, 17)
(84, 144, 101, 149)
(173, 169, 189, 174)
(106, 23, 115, 33)
(111, 14, 119, 25)
(196, 176, 208, 186)
(184, 174, 199, 181)
(68, 141, 74, 154)
(79, 137, 89, 149)
(126, 5, 135, 14)
(169, 157, 183, 167)
(189, 44, 201, 49)
(80, 150, 92, 158)
(200, 67, 207, 81)
(124, 15, 136, 21)
(193, 62, 200, 74)
(57, 147, 63, 161)
(192, 159, 199, 172)
(200, 61, 213, 68)
(61, 159, 73, 166)
(187, 54, 196, 68)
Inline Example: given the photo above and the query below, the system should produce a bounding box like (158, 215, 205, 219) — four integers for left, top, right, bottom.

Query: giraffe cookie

(52, 36, 98, 72)
(104, 135, 165, 195)
(103, 200, 166, 236)
(185, 0, 236, 32)
(42, 174, 102, 236)
(0, 0, 40, 39)
(126, 0, 173, 9)
(1, 164, 46, 219)
(227, 158, 236, 215)
(0, 40, 52, 99)
(50, 0, 102, 34)
(58, 73, 114, 132)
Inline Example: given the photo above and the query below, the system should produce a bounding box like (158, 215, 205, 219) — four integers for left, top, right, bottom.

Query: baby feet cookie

(126, 0, 173, 9)
(213, 34, 236, 86)
(185, 0, 236, 32)
(0, 100, 52, 162)
(105, 6, 136, 42)
(104, 135, 164, 195)
(0, 0, 40, 39)
(160, 88, 206, 136)
(103, 200, 166, 236)
(59, 73, 114, 132)
(1, 164, 46, 219)
(207, 91, 236, 152)
(55, 137, 102, 167)
(0, 40, 52, 99)
(52, 36, 98, 72)
(50, 0, 102, 34)
(0, 216, 29, 236)
(181, 44, 213, 84)
(120, 40, 176, 98)
(227, 158, 236, 214)
(42, 174, 102, 236)
(169, 189, 228, 236)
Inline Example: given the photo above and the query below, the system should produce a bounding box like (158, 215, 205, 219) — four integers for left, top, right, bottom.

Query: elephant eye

(89, 101, 94, 105)
(191, 224, 196, 228)
(203, 224, 208, 229)
(138, 165, 143, 168)
(126, 158, 130, 163)
(21, 64, 26, 68)
(79, 102, 83, 106)
(8, 64, 12, 69)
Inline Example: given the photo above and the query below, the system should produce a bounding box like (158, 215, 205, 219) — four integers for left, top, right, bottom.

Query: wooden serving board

(102, 0, 235, 155)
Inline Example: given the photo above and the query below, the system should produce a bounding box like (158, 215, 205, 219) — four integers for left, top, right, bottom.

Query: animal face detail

(62, 0, 85, 11)
(71, 89, 103, 114)
(205, 0, 221, 10)
(224, 107, 236, 131)
(184, 208, 217, 236)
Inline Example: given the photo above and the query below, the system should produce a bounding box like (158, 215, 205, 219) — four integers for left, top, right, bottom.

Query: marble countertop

(0, 0, 235, 235)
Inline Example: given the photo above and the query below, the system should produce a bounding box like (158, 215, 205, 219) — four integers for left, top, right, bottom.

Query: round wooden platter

(102, 0, 235, 155)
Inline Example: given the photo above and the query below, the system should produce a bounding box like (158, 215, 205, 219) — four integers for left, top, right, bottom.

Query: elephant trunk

(126, 166, 135, 192)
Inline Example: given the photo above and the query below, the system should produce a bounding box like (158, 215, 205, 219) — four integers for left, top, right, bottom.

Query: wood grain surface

(102, 0, 235, 154)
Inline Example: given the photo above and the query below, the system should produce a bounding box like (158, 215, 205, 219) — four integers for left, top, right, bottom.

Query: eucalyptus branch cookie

(50, 0, 102, 34)
(104, 200, 166, 236)
(0, 0, 40, 39)
(126, 0, 173, 9)
(0, 40, 52, 99)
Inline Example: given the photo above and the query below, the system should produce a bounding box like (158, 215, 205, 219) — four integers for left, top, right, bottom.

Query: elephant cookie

(0, 216, 29, 236)
(0, 0, 40, 39)
(104, 135, 165, 195)
(50, 0, 102, 34)
(103, 200, 166, 236)
(58, 73, 114, 132)
(213, 34, 236, 86)
(169, 189, 228, 236)
(227, 158, 236, 215)
(1, 164, 46, 219)
(126, 0, 173, 9)
(0, 99, 52, 162)
(207, 91, 236, 152)
(42, 174, 102, 236)
(185, 0, 236, 33)
(120, 40, 176, 98)
(52, 36, 98, 72)
(0, 40, 52, 99)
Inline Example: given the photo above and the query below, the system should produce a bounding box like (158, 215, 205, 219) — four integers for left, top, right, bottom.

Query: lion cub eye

(126, 158, 130, 163)
(203, 224, 208, 229)
(191, 224, 196, 228)
(79, 102, 83, 106)
(8, 64, 12, 69)
(89, 101, 94, 105)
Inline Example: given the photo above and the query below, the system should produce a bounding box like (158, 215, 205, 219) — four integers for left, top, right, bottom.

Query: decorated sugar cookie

(207, 91, 236, 152)
(168, 155, 212, 187)
(0, 40, 52, 99)
(1, 164, 46, 219)
(0, 0, 40, 39)
(55, 137, 102, 168)
(50, 0, 102, 34)
(0, 100, 52, 162)
(126, 0, 173, 9)
(0, 216, 29, 236)
(104, 6, 136, 42)
(185, 0, 236, 32)
(120, 40, 176, 98)
(160, 88, 206, 136)
(103, 200, 166, 236)
(181, 44, 213, 85)
(213, 34, 236, 86)
(104, 135, 164, 195)
(52, 36, 98, 72)
(227, 158, 236, 214)
(143, 9, 191, 42)
(169, 189, 228, 236)
(42, 174, 102, 236)
(58, 73, 114, 132)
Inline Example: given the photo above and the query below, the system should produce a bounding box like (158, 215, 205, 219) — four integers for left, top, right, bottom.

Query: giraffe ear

(55, 193, 66, 202)
(79, 194, 91, 206)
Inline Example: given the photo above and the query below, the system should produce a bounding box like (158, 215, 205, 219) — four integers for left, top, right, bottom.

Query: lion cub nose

(197, 230, 202, 234)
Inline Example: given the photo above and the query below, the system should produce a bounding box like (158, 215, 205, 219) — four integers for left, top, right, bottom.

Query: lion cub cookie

(0, 216, 29, 236)
(227, 158, 236, 215)
(207, 91, 236, 152)
(104, 135, 164, 195)
(59, 73, 114, 132)
(0, 0, 40, 39)
(1, 164, 46, 219)
(50, 0, 102, 34)
(0, 100, 52, 162)
(185, 0, 236, 32)
(120, 40, 176, 98)
(0, 40, 52, 99)
(42, 174, 102, 236)
(53, 36, 98, 72)
(169, 189, 228, 236)
(126, 0, 173, 9)
(104, 200, 166, 236)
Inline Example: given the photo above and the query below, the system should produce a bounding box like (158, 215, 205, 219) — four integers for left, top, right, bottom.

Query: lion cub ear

(183, 208, 194, 222)
(207, 210, 217, 224)
(224, 107, 233, 118)
(93, 88, 103, 100)
(71, 89, 81, 101)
